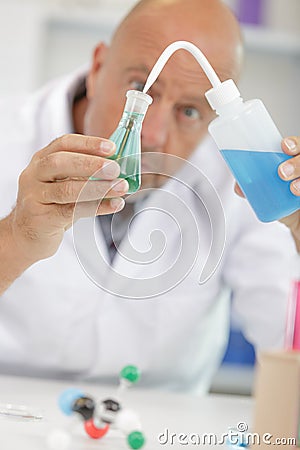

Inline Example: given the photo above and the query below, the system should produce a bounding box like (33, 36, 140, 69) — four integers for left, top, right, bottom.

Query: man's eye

(129, 80, 145, 92)
(182, 107, 201, 120)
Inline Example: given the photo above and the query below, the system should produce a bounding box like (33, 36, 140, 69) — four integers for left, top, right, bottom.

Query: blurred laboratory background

(0, 0, 299, 395)
(0, 0, 299, 135)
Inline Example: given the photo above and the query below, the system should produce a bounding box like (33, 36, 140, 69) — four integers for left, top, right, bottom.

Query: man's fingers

(78, 197, 126, 219)
(278, 154, 300, 182)
(97, 198, 126, 215)
(55, 197, 126, 222)
(234, 183, 245, 197)
(40, 134, 116, 158)
(282, 136, 299, 156)
(290, 179, 300, 197)
(41, 178, 129, 204)
(278, 137, 300, 192)
(55, 197, 125, 224)
(37, 151, 120, 181)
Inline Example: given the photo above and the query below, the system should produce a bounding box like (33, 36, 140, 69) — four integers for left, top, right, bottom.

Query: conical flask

(109, 90, 153, 194)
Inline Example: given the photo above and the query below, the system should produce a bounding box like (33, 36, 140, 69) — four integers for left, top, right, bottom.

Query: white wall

(0, 0, 137, 95)
(239, 49, 300, 136)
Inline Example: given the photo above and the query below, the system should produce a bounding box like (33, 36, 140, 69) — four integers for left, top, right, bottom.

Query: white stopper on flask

(125, 90, 153, 115)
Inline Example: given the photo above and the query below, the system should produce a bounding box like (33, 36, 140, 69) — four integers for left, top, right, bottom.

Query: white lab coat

(0, 69, 296, 393)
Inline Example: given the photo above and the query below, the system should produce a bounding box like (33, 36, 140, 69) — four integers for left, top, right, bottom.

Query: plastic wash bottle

(205, 79, 300, 222)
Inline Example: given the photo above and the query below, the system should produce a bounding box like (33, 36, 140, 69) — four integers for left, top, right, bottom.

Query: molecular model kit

(47, 365, 146, 450)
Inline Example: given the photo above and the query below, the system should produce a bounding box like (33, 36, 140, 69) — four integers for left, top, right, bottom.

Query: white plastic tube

(143, 40, 221, 94)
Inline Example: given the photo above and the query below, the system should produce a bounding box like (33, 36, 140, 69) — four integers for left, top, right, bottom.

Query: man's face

(84, 9, 232, 188)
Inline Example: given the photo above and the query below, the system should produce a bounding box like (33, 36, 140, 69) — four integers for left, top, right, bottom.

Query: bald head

(111, 0, 243, 82)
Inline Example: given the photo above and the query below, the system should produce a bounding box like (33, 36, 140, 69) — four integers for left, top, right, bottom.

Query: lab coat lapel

(71, 216, 112, 287)
(104, 178, 199, 298)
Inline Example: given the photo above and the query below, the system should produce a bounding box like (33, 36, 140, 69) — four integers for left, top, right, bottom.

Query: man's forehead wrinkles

(124, 65, 150, 74)
(123, 61, 212, 84)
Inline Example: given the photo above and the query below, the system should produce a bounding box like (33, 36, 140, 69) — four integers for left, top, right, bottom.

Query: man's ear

(86, 42, 108, 100)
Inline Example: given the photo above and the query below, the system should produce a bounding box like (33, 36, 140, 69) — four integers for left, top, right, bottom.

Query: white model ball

(115, 409, 142, 433)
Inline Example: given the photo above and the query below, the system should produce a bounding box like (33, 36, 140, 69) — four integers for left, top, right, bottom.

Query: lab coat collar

(34, 66, 88, 147)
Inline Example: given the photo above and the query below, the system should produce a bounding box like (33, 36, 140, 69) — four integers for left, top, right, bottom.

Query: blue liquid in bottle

(221, 150, 300, 222)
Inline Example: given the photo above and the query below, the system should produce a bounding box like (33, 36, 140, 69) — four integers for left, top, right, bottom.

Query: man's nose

(141, 103, 170, 150)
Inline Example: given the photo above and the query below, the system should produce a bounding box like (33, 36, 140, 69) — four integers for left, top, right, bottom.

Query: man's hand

(278, 136, 300, 251)
(6, 134, 128, 264)
(235, 136, 300, 251)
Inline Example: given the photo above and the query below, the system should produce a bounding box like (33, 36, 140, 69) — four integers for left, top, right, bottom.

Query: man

(0, 0, 298, 393)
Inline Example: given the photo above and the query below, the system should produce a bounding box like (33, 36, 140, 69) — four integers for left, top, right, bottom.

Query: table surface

(0, 375, 253, 450)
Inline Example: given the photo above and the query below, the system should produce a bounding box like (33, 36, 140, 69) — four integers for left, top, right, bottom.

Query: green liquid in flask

(109, 112, 143, 194)
(109, 90, 152, 194)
